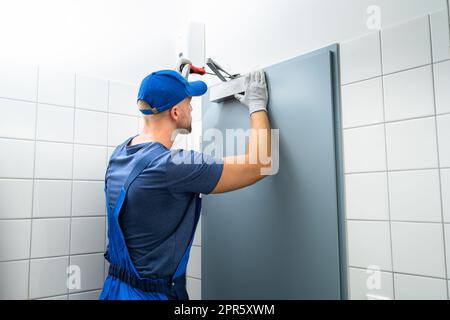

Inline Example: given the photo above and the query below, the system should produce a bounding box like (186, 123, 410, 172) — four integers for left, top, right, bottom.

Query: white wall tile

(107, 113, 138, 146)
(189, 121, 202, 152)
(186, 277, 202, 300)
(349, 267, 394, 300)
(347, 221, 392, 271)
(108, 81, 139, 116)
(34, 141, 73, 179)
(69, 254, 104, 293)
(0, 138, 35, 178)
(345, 172, 389, 221)
(0, 179, 33, 219)
(36, 104, 74, 143)
(74, 109, 107, 145)
(0, 63, 38, 101)
(381, 16, 432, 74)
(340, 32, 382, 84)
(187, 245, 201, 279)
(343, 125, 386, 173)
(341, 78, 384, 128)
(0, 260, 29, 299)
(430, 10, 450, 62)
(444, 224, 450, 280)
(72, 181, 105, 217)
(76, 74, 108, 112)
(29, 256, 69, 299)
(383, 66, 435, 122)
(394, 273, 448, 300)
(38, 69, 75, 107)
(442, 169, 450, 222)
(0, 98, 36, 139)
(437, 114, 450, 167)
(391, 222, 446, 278)
(70, 217, 106, 255)
(434, 60, 450, 115)
(0, 220, 31, 261)
(31, 218, 70, 258)
(138, 116, 144, 133)
(33, 180, 72, 218)
(386, 117, 438, 170)
(73, 145, 107, 180)
(69, 290, 101, 300)
(191, 97, 203, 123)
(389, 170, 442, 222)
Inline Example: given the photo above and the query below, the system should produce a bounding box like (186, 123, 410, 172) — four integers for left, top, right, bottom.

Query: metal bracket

(209, 76, 246, 103)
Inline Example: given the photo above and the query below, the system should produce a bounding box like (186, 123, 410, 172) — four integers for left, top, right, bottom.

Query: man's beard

(179, 119, 192, 134)
(183, 125, 192, 134)
(175, 123, 192, 135)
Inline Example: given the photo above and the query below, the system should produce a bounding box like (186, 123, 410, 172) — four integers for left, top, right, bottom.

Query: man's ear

(169, 105, 179, 121)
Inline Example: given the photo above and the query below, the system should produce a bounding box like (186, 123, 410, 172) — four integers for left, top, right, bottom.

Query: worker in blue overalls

(100, 68, 272, 300)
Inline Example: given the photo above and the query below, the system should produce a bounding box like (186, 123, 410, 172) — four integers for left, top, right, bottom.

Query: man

(100, 69, 271, 300)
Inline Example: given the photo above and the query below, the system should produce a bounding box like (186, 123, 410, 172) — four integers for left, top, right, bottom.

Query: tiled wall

(340, 10, 450, 299)
(0, 64, 119, 299)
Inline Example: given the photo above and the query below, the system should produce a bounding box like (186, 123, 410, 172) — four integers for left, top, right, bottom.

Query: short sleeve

(166, 149, 224, 195)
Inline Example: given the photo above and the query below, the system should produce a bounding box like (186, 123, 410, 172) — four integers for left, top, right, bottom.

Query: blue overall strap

(172, 194, 202, 280)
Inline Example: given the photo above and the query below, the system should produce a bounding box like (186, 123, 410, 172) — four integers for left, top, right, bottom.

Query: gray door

(201, 45, 346, 299)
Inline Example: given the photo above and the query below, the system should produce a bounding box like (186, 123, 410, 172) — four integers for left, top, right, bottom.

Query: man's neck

(131, 124, 175, 150)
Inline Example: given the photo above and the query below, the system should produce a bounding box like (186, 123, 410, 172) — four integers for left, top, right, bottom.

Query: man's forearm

(247, 110, 272, 174)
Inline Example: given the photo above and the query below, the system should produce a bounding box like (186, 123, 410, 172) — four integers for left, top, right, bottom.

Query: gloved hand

(234, 69, 268, 115)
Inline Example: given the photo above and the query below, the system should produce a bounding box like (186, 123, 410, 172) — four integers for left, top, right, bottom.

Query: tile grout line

(342, 111, 450, 131)
(35, 288, 103, 300)
(104, 80, 111, 280)
(349, 265, 449, 281)
(1, 252, 106, 265)
(0, 215, 106, 221)
(0, 177, 106, 182)
(345, 167, 450, 175)
(348, 218, 450, 225)
(0, 135, 116, 150)
(0, 95, 139, 118)
(379, 29, 397, 300)
(428, 14, 450, 300)
(26, 66, 40, 300)
(67, 73, 77, 296)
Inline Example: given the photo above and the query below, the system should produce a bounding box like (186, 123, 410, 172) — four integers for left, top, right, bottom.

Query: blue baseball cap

(137, 70, 208, 115)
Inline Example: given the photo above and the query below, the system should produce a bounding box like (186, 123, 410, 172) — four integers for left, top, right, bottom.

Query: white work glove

(234, 69, 268, 115)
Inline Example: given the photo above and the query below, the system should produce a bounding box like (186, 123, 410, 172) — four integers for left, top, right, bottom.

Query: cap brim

(186, 80, 208, 97)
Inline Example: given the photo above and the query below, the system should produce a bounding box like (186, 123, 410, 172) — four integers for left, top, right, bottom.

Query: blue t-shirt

(105, 135, 223, 279)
